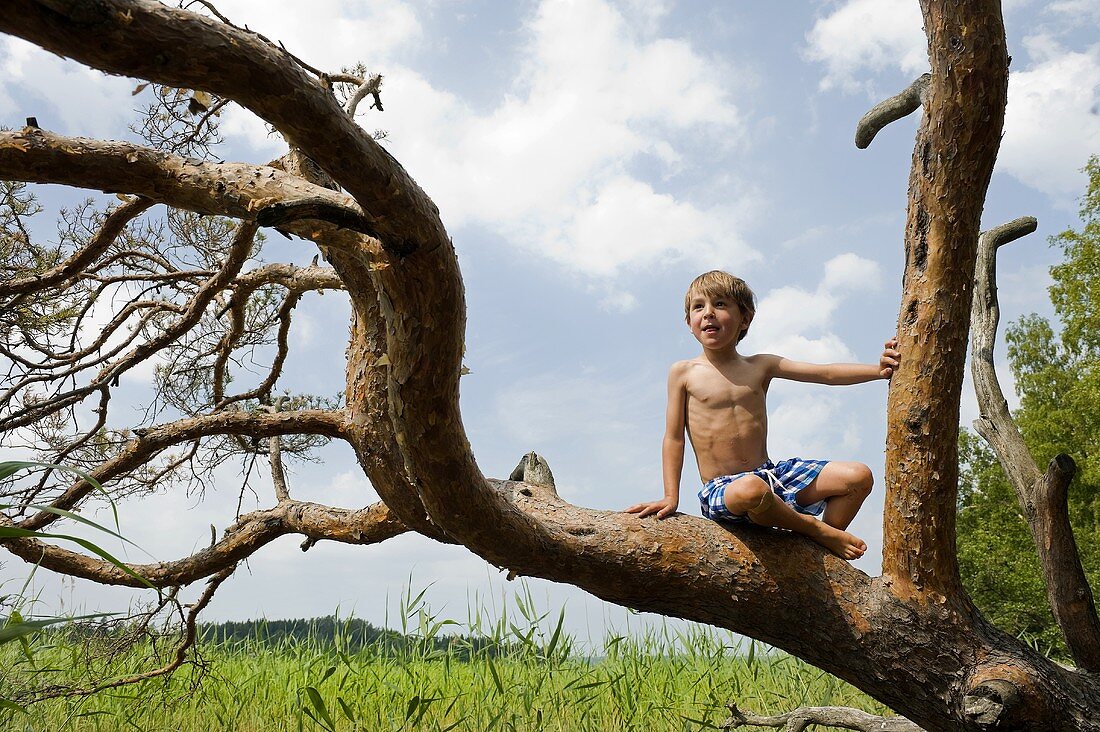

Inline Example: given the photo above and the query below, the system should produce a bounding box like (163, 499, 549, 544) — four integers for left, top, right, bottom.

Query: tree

(1, 1, 1099, 728)
(959, 157, 1100, 658)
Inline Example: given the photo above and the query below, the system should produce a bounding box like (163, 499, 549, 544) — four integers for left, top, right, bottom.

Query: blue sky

(3, 0, 1099, 644)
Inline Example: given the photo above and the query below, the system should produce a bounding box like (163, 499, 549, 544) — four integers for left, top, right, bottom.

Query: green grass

(2, 591, 892, 731)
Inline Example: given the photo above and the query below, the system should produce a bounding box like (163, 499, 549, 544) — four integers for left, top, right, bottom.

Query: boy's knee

(723, 476, 771, 514)
(848, 463, 873, 495)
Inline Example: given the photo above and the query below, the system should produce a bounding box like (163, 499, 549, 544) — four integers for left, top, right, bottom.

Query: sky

(2, 0, 1099, 647)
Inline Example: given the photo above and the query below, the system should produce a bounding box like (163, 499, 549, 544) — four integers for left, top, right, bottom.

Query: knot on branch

(963, 678, 1022, 729)
(1048, 453, 1077, 484)
(509, 451, 556, 493)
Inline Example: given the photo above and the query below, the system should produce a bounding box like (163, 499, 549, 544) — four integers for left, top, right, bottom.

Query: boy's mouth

(702, 324, 719, 333)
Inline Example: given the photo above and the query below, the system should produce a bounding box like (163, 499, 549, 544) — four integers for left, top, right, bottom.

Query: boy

(626, 271, 899, 560)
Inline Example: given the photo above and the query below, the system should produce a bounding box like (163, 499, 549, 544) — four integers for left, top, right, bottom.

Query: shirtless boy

(626, 270, 900, 560)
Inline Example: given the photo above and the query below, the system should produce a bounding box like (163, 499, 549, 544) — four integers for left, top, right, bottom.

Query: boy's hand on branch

(879, 337, 900, 378)
(625, 497, 678, 519)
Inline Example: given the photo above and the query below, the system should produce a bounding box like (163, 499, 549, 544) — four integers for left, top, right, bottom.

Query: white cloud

(214, 0, 422, 70)
(999, 37, 1100, 203)
(368, 0, 751, 280)
(746, 253, 881, 359)
(823, 252, 883, 292)
(804, 4, 1100, 205)
(804, 0, 925, 93)
(768, 393, 847, 458)
(0, 37, 137, 137)
(1048, 0, 1100, 23)
(599, 291, 639, 313)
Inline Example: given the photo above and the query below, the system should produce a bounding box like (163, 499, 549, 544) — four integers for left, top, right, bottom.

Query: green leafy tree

(959, 156, 1100, 658)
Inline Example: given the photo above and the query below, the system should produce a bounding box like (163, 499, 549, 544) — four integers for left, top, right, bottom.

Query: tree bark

(2, 1, 1100, 729)
(970, 217, 1100, 671)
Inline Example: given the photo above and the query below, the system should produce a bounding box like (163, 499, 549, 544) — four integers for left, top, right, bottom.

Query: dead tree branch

(11, 408, 348, 532)
(855, 73, 930, 149)
(723, 701, 923, 732)
(970, 216, 1100, 671)
(1, 500, 404, 588)
(23, 564, 234, 703)
(0, 128, 377, 239)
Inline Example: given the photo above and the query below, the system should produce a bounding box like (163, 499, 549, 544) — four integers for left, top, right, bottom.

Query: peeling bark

(882, 0, 1009, 601)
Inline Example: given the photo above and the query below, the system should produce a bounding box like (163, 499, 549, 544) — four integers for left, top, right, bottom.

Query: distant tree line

(196, 615, 515, 659)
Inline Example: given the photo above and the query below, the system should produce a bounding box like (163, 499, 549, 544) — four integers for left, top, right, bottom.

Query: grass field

(2, 590, 892, 731)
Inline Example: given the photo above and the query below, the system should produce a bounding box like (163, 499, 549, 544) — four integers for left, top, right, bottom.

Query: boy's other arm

(767, 338, 900, 385)
(626, 362, 688, 519)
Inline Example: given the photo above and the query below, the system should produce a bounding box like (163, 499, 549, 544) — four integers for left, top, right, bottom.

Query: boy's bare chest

(686, 367, 766, 411)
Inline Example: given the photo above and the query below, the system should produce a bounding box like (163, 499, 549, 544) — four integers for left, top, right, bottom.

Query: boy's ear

(740, 311, 754, 334)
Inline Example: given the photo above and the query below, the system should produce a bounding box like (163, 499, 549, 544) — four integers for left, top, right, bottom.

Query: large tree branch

(1, 499, 404, 588)
(0, 1, 446, 257)
(970, 216, 1100, 671)
(970, 217, 1041, 488)
(0, 128, 377, 239)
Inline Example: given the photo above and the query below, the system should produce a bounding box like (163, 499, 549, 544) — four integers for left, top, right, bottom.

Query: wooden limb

(0, 128, 376, 239)
(343, 73, 384, 117)
(855, 73, 930, 149)
(0, 1, 447, 258)
(268, 399, 291, 502)
(723, 701, 923, 732)
(970, 216, 1100, 671)
(254, 196, 380, 238)
(970, 216, 1041, 489)
(0, 499, 404, 588)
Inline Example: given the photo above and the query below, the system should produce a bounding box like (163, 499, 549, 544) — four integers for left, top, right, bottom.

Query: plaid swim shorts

(699, 458, 829, 525)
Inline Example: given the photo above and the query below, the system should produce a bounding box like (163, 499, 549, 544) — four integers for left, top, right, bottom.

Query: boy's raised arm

(768, 338, 899, 385)
(626, 362, 688, 519)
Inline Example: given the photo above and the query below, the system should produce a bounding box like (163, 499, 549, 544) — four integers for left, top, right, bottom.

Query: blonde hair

(684, 271, 756, 342)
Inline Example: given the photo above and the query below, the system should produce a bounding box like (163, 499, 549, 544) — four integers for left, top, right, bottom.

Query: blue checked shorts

(699, 458, 829, 525)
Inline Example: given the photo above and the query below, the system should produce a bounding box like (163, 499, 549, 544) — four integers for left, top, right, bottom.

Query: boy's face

(686, 293, 751, 350)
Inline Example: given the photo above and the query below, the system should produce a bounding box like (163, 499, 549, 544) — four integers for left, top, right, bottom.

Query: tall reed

(2, 585, 891, 731)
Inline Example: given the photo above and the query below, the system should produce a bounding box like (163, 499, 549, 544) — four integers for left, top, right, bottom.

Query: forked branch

(1, 499, 404, 588)
(970, 216, 1100, 671)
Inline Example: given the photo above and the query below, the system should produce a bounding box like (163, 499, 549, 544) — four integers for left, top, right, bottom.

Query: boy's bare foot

(814, 524, 867, 560)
